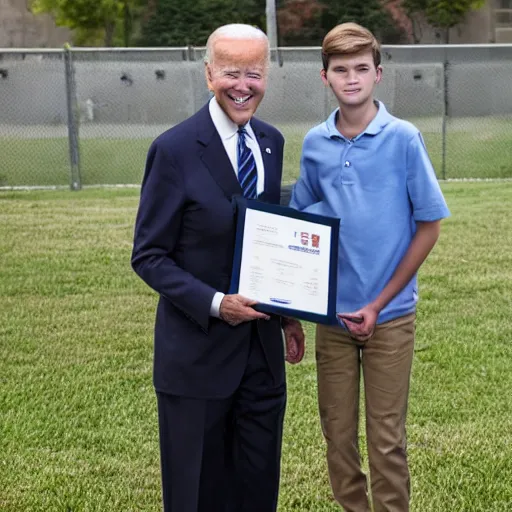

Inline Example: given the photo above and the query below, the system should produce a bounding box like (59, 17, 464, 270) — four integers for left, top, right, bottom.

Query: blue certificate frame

(229, 196, 340, 325)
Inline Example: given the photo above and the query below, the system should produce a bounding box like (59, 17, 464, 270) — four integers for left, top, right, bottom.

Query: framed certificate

(229, 197, 339, 325)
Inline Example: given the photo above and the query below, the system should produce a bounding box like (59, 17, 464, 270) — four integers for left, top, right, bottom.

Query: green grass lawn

(1, 183, 512, 511)
(1, 117, 512, 188)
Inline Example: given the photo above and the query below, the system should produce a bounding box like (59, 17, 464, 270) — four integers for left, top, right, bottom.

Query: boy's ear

(320, 68, 329, 86)
(375, 65, 383, 84)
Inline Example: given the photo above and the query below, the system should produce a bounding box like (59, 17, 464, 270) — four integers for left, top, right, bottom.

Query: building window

(495, 0, 512, 28)
(497, 0, 512, 9)
(496, 12, 512, 27)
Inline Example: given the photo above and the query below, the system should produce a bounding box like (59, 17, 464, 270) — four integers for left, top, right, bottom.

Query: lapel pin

(265, 148, 271, 154)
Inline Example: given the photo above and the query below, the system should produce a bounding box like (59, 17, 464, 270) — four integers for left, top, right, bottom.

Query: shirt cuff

(210, 292, 225, 318)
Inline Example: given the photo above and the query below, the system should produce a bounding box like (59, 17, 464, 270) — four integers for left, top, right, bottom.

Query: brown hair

(321, 22, 381, 70)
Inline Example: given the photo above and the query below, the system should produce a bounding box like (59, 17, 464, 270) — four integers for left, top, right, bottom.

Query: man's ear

(205, 63, 213, 91)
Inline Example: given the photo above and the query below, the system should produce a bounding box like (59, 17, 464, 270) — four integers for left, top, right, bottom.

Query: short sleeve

(406, 132, 451, 222)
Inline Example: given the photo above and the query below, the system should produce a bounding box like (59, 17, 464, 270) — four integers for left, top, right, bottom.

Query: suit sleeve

(289, 135, 321, 211)
(131, 140, 217, 332)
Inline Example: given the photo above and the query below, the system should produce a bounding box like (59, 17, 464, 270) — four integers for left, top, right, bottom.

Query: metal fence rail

(1, 44, 511, 189)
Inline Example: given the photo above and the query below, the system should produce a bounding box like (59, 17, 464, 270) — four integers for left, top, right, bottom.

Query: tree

(277, 0, 326, 46)
(277, 0, 406, 46)
(138, 0, 266, 47)
(396, 0, 487, 43)
(319, 0, 407, 44)
(30, 0, 143, 46)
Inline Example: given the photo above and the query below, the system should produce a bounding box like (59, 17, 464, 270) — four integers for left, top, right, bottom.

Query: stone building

(386, 0, 512, 44)
(0, 0, 70, 47)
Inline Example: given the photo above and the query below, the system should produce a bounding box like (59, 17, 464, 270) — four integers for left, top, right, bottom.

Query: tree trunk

(411, 16, 422, 44)
(105, 21, 116, 47)
(123, 2, 132, 47)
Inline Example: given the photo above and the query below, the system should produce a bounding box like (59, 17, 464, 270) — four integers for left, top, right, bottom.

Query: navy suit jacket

(132, 104, 286, 399)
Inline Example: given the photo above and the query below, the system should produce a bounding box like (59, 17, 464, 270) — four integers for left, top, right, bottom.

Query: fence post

(441, 49, 448, 180)
(186, 45, 197, 117)
(64, 45, 82, 190)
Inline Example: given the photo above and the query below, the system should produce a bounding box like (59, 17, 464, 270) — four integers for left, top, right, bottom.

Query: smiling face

(205, 37, 268, 126)
(321, 50, 382, 109)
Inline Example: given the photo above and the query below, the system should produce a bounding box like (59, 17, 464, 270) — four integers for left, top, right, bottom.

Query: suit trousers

(156, 329, 286, 512)
(316, 313, 416, 512)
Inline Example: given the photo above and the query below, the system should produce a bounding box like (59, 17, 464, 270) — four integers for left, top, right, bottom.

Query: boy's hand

(338, 305, 378, 342)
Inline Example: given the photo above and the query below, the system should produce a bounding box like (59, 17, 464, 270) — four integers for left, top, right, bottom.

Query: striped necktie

(237, 127, 257, 199)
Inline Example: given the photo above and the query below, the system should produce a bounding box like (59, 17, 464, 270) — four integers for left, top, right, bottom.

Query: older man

(131, 24, 305, 512)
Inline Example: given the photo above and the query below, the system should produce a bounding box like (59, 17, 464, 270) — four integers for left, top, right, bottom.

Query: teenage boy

(290, 23, 450, 512)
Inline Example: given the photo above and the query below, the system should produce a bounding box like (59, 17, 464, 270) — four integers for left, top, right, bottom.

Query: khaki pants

(316, 313, 416, 512)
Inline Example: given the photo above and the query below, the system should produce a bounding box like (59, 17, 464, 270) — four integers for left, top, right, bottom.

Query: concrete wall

(0, 46, 511, 127)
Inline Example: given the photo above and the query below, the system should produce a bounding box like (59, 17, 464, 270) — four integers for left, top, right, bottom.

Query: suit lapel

(196, 105, 242, 200)
(253, 121, 276, 197)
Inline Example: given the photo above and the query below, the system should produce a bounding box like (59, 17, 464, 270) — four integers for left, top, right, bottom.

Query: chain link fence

(1, 45, 511, 189)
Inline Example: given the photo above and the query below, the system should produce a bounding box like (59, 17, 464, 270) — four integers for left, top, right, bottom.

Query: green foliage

(138, 0, 266, 47)
(278, 0, 406, 45)
(30, 0, 143, 46)
(319, 0, 407, 44)
(276, 0, 327, 46)
(399, 0, 487, 41)
(31, 0, 117, 30)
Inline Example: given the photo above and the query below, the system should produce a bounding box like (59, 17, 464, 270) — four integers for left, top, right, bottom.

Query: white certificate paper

(238, 208, 333, 316)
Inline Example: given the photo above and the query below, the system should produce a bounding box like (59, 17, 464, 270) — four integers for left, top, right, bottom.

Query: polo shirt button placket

(341, 138, 354, 184)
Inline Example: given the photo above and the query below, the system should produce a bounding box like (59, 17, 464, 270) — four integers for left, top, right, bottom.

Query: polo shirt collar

(325, 100, 393, 139)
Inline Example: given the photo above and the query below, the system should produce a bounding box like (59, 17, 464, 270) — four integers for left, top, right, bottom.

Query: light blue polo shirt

(290, 101, 450, 324)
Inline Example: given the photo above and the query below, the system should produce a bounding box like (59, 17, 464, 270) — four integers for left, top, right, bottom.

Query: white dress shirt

(208, 97, 266, 318)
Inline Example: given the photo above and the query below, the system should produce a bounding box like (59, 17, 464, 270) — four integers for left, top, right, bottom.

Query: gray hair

(204, 24, 270, 64)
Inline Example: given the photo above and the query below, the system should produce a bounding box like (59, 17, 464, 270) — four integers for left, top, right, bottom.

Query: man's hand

(282, 318, 305, 364)
(338, 304, 379, 342)
(219, 294, 270, 326)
